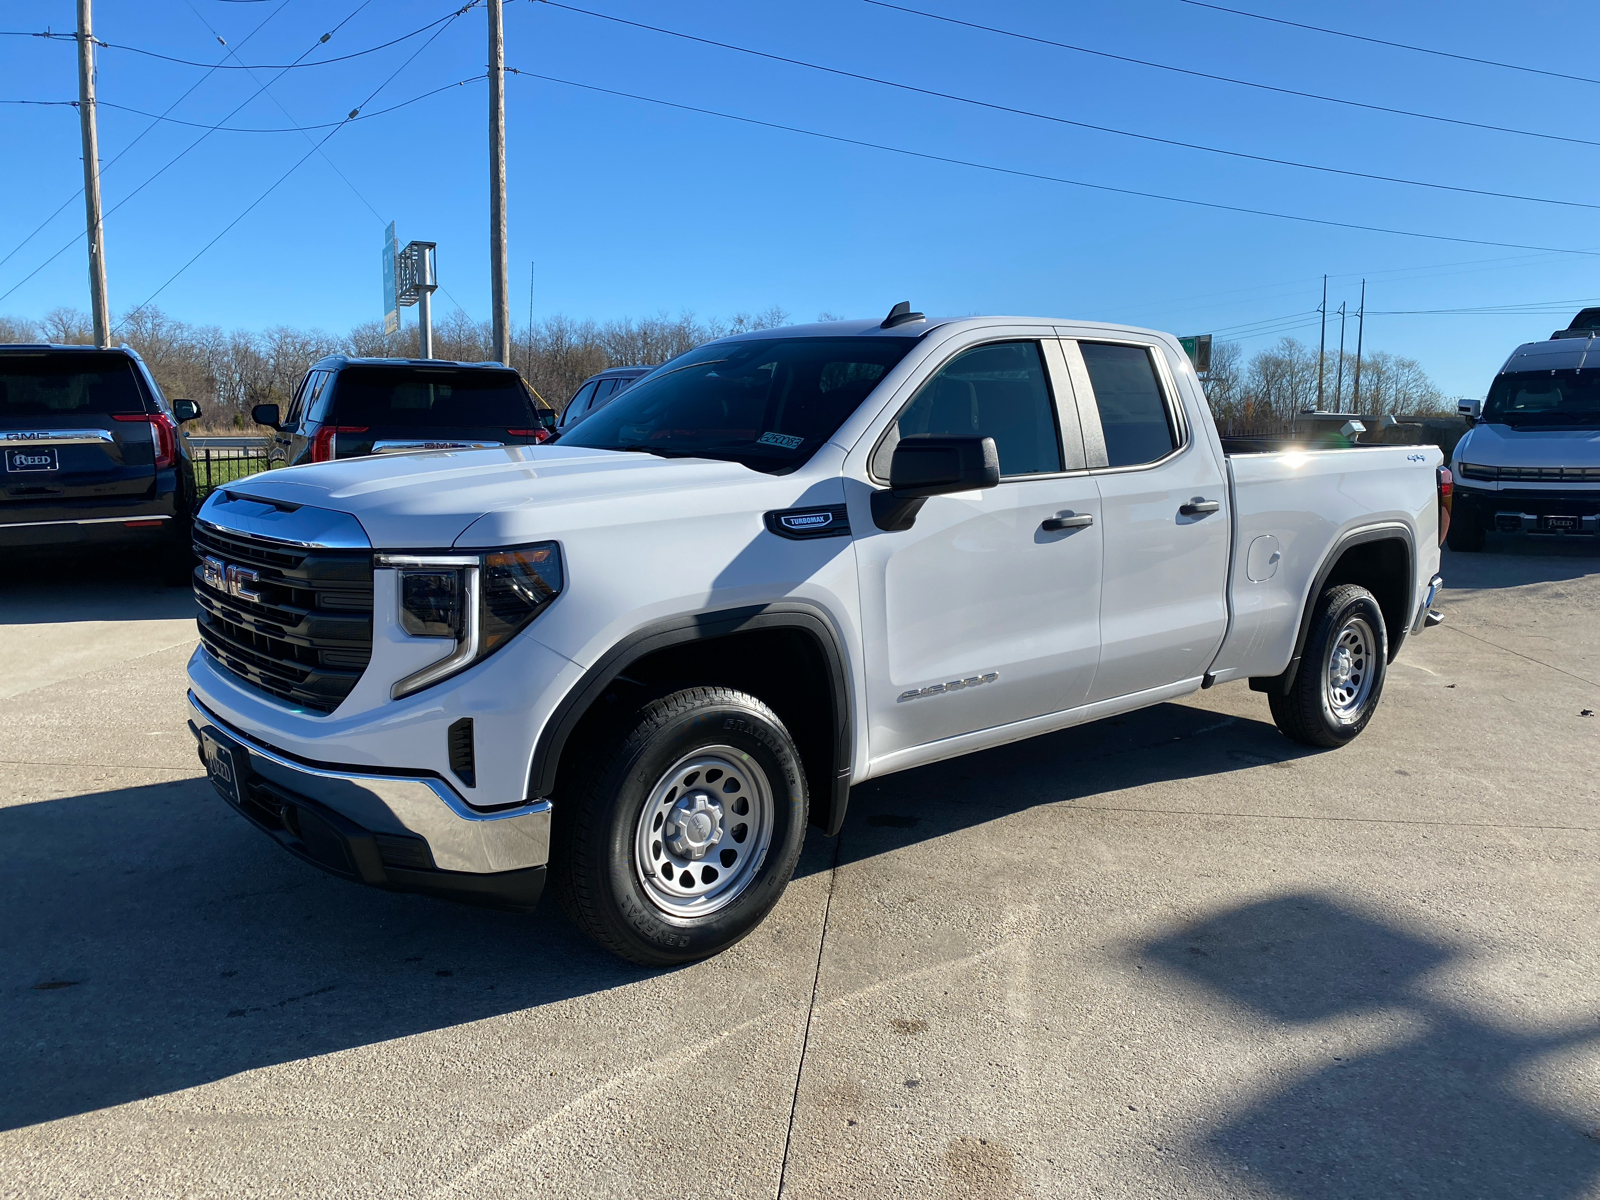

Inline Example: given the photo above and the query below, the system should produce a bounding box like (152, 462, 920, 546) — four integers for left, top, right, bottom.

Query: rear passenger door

(853, 335, 1104, 765)
(1060, 336, 1230, 702)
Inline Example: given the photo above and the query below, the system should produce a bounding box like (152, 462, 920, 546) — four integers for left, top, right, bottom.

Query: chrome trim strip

(1, 429, 116, 446)
(0, 514, 171, 529)
(371, 439, 504, 454)
(188, 691, 550, 873)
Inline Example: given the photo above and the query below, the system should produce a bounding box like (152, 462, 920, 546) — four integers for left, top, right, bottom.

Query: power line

(1176, 0, 1600, 88)
(503, 68, 1600, 258)
(14, 5, 474, 71)
(0, 1, 388, 306)
(541, 2, 1600, 214)
(94, 76, 482, 133)
(0, 0, 296, 274)
(111, 1, 472, 331)
(862, 0, 1600, 153)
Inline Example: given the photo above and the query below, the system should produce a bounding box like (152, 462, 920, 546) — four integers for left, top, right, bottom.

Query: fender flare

(1249, 521, 1416, 696)
(527, 602, 856, 835)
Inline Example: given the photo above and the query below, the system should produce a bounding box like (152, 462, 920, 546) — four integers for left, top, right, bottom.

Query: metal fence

(193, 445, 270, 500)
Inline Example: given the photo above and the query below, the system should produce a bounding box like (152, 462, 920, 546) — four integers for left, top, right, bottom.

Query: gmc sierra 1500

(186, 310, 1446, 965)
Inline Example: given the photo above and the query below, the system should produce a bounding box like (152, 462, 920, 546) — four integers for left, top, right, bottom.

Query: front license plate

(201, 730, 243, 806)
(1543, 515, 1579, 532)
(4, 446, 58, 472)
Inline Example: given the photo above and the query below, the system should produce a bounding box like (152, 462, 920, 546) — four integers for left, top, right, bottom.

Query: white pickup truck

(186, 309, 1447, 965)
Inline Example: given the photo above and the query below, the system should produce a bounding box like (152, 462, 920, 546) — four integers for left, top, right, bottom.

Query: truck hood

(206, 444, 759, 548)
(1455, 422, 1600, 468)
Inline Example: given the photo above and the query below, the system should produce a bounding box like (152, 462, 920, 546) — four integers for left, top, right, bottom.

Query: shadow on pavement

(1443, 539, 1600, 591)
(1141, 894, 1600, 1198)
(823, 699, 1317, 872)
(0, 548, 195, 624)
(3, 698, 1293, 1131)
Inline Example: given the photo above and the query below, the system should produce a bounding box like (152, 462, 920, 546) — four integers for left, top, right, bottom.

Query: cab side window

(1079, 343, 1178, 468)
(876, 341, 1062, 479)
(562, 380, 600, 426)
(283, 373, 312, 429)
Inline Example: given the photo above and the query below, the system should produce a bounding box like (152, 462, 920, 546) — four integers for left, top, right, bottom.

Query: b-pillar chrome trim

(188, 692, 549, 873)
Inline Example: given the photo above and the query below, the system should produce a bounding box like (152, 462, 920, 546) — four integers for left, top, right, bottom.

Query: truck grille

(1458, 463, 1600, 483)
(192, 521, 374, 712)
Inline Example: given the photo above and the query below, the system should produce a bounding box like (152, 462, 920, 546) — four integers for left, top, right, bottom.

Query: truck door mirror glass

(172, 399, 200, 422)
(251, 403, 281, 430)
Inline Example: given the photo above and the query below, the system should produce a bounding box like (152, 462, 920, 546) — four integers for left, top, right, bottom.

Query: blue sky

(4, 0, 1598, 396)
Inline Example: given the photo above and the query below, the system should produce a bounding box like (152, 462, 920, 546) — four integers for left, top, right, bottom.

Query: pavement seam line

(0, 760, 197, 771)
(1436, 620, 1600, 688)
(775, 831, 843, 1199)
(1062, 801, 1596, 832)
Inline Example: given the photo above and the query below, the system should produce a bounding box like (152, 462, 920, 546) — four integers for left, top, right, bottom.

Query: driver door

(851, 335, 1104, 768)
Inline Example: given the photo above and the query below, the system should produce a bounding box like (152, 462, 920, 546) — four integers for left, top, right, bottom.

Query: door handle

(1041, 511, 1094, 532)
(1180, 499, 1221, 516)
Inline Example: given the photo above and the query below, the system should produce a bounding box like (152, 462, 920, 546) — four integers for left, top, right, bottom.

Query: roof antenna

(880, 301, 925, 329)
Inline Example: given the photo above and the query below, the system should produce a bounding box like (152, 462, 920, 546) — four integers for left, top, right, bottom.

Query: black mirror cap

(251, 403, 281, 430)
(888, 435, 999, 498)
(172, 399, 201, 423)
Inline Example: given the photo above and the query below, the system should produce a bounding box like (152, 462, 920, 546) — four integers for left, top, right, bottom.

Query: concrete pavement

(1, 537, 1597, 1198)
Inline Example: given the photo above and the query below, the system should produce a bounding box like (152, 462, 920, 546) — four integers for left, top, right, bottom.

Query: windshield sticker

(756, 431, 805, 450)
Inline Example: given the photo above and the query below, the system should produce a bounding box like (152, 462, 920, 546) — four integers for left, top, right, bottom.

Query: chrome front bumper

(188, 692, 550, 876)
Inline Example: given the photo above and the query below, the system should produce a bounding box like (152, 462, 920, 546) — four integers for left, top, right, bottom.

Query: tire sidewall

(598, 696, 807, 963)
(1311, 589, 1387, 742)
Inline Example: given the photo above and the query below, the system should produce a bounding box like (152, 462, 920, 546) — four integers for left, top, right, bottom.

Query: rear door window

(562, 380, 600, 425)
(305, 371, 335, 423)
(328, 367, 539, 427)
(1078, 342, 1178, 468)
(875, 340, 1062, 479)
(0, 354, 146, 417)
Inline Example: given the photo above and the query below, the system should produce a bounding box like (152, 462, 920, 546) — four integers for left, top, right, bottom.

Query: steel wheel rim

(1323, 615, 1376, 724)
(633, 746, 775, 918)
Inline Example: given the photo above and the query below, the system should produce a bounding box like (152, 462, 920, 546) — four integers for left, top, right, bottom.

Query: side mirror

(1458, 398, 1480, 425)
(872, 435, 999, 531)
(171, 399, 200, 423)
(251, 403, 282, 430)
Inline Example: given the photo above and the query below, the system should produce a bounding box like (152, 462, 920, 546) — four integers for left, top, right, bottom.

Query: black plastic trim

(764, 504, 851, 540)
(527, 602, 855, 835)
(1248, 522, 1416, 696)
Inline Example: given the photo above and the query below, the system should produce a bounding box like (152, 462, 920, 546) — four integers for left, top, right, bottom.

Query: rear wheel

(1446, 507, 1485, 552)
(1268, 584, 1388, 748)
(550, 687, 808, 966)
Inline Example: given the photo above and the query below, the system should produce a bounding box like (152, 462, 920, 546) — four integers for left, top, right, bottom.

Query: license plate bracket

(200, 728, 245, 806)
(1542, 515, 1579, 532)
(4, 446, 59, 472)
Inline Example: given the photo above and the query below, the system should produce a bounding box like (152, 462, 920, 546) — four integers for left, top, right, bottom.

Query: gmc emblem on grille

(202, 555, 262, 602)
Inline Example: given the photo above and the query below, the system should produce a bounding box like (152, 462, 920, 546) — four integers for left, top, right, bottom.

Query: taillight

(113, 412, 178, 469)
(310, 425, 368, 463)
(1436, 466, 1453, 545)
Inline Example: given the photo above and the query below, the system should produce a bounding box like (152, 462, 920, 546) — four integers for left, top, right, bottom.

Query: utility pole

(1316, 274, 1327, 411)
(76, 0, 111, 347)
(1335, 302, 1347, 410)
(526, 260, 534, 378)
(1353, 279, 1366, 410)
(487, 0, 511, 366)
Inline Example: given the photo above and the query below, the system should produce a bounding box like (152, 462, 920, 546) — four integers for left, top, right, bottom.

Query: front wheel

(1268, 584, 1388, 748)
(550, 687, 809, 966)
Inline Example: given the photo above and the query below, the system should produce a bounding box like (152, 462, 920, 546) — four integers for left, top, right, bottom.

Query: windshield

(329, 366, 540, 428)
(0, 353, 145, 417)
(1482, 369, 1600, 429)
(553, 337, 919, 472)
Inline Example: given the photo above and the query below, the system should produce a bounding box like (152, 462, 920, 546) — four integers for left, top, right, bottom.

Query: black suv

(1, 342, 200, 556)
(254, 357, 556, 465)
(555, 365, 652, 430)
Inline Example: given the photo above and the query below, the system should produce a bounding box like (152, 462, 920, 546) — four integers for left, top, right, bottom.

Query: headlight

(377, 543, 562, 699)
